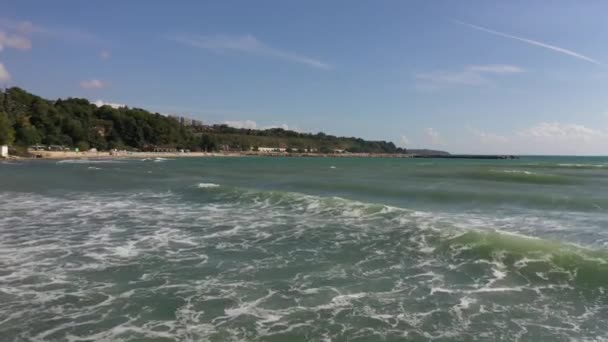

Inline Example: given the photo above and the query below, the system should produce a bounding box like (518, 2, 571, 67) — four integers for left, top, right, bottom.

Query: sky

(1, 0, 607, 155)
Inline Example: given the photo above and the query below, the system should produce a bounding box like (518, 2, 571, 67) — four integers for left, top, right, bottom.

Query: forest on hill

(0, 87, 406, 154)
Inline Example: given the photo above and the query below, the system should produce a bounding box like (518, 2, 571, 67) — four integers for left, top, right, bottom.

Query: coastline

(16, 150, 416, 161)
(5, 151, 520, 161)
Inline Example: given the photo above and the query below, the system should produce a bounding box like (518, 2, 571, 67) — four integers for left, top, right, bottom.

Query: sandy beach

(24, 151, 235, 160)
(19, 150, 414, 160)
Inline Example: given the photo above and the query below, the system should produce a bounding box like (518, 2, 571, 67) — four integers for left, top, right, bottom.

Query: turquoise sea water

(0, 156, 607, 341)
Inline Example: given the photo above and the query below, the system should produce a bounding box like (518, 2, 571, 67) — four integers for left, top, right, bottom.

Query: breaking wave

(1, 185, 607, 340)
(194, 185, 608, 287)
(469, 169, 576, 185)
(56, 159, 125, 164)
(197, 182, 220, 189)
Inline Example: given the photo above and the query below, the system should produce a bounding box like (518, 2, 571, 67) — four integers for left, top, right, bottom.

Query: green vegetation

(0, 87, 405, 154)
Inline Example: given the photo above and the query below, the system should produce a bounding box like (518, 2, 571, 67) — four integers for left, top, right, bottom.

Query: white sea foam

(1, 187, 607, 341)
(197, 183, 220, 188)
(558, 163, 608, 168)
(56, 159, 124, 164)
(110, 241, 140, 258)
(496, 169, 535, 175)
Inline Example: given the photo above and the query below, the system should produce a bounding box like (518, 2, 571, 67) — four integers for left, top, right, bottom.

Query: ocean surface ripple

(1, 157, 607, 341)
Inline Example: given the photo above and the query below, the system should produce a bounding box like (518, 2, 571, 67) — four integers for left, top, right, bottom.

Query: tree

(0, 111, 15, 145)
(319, 146, 333, 154)
(77, 141, 89, 151)
(0, 87, 409, 154)
(13, 114, 41, 146)
(16, 125, 41, 146)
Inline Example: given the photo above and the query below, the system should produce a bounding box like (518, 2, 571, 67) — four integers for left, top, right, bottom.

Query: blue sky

(1, 1, 607, 154)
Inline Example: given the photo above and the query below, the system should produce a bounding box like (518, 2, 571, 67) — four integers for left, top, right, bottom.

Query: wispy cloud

(416, 70, 488, 87)
(468, 126, 509, 144)
(466, 64, 524, 74)
(426, 128, 444, 146)
(224, 120, 258, 129)
(512, 122, 608, 154)
(0, 18, 104, 46)
(0, 62, 10, 83)
(80, 79, 107, 90)
(266, 123, 291, 130)
(452, 122, 608, 155)
(518, 122, 604, 141)
(93, 100, 125, 109)
(415, 64, 523, 88)
(100, 50, 111, 60)
(0, 19, 32, 53)
(168, 33, 330, 69)
(454, 20, 603, 67)
(224, 120, 293, 131)
(0, 31, 31, 51)
(0, 19, 105, 84)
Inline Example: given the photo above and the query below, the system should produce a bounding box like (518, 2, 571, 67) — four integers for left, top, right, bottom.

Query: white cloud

(452, 122, 608, 155)
(426, 128, 444, 146)
(0, 31, 31, 51)
(93, 100, 125, 109)
(512, 122, 608, 155)
(265, 123, 291, 130)
(224, 120, 294, 131)
(454, 20, 603, 66)
(518, 122, 602, 141)
(224, 120, 258, 129)
(80, 79, 107, 89)
(400, 135, 410, 147)
(0, 18, 103, 45)
(100, 50, 111, 60)
(415, 64, 523, 88)
(15, 21, 33, 34)
(0, 62, 11, 83)
(468, 127, 509, 144)
(416, 70, 487, 86)
(466, 64, 524, 74)
(168, 33, 330, 69)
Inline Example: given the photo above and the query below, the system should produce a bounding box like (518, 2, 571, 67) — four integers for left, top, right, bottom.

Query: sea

(0, 156, 607, 341)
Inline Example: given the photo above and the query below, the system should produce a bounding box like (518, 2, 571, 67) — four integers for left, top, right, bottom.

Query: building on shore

(28, 145, 46, 151)
(169, 114, 204, 127)
(0, 145, 8, 158)
(48, 145, 68, 151)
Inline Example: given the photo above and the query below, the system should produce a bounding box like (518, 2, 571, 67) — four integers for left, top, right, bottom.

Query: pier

(413, 155, 519, 159)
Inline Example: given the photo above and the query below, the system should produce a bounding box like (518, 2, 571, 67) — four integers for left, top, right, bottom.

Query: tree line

(0, 87, 405, 154)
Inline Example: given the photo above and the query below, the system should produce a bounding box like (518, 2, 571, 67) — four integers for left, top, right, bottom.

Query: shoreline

(14, 150, 416, 161)
(5, 151, 519, 161)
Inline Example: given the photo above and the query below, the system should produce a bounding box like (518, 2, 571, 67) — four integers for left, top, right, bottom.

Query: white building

(0, 145, 8, 158)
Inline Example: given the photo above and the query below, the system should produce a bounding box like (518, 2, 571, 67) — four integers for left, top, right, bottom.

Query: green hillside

(0, 87, 405, 154)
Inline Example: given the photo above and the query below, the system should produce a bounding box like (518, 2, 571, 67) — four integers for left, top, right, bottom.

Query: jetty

(413, 154, 519, 159)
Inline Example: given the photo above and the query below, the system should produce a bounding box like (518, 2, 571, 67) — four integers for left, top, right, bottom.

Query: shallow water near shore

(1, 156, 608, 341)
